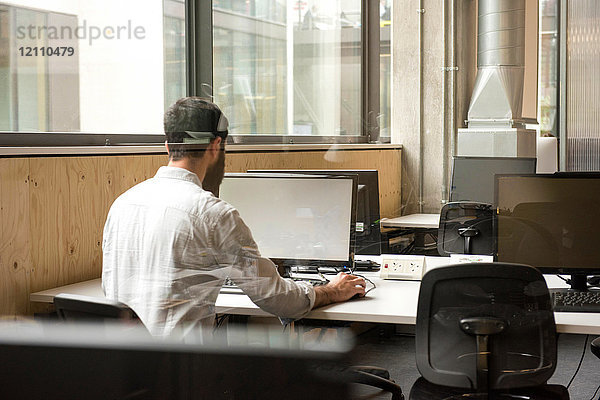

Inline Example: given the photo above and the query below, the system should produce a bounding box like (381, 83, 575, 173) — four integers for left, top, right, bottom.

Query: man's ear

(165, 140, 170, 155)
(207, 137, 222, 160)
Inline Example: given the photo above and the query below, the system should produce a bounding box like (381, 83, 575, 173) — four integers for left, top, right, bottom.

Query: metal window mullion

(186, 0, 213, 98)
(559, 0, 567, 171)
(362, 0, 380, 142)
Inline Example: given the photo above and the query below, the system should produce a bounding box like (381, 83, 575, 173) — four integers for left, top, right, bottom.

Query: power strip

(380, 255, 426, 281)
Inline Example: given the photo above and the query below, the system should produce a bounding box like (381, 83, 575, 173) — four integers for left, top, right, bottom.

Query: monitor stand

(569, 274, 589, 291)
(552, 273, 600, 293)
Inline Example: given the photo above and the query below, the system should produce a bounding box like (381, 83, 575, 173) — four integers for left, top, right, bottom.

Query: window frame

(0, 0, 386, 151)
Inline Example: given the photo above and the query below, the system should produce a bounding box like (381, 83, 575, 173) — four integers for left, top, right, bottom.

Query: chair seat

(409, 377, 569, 400)
(592, 337, 600, 359)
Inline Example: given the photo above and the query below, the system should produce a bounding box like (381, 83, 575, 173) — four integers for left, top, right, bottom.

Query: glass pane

(538, 0, 558, 137)
(213, 0, 362, 136)
(0, 6, 13, 131)
(380, 0, 391, 138)
(0, 0, 186, 134)
(15, 8, 48, 132)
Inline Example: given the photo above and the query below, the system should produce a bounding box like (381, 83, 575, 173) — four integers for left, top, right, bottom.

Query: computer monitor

(0, 322, 353, 399)
(495, 173, 600, 290)
(450, 157, 537, 205)
(220, 173, 357, 269)
(247, 170, 382, 255)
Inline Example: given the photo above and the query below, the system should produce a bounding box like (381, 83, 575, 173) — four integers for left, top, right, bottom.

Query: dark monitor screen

(450, 157, 537, 205)
(0, 323, 353, 399)
(495, 173, 600, 277)
(247, 169, 382, 255)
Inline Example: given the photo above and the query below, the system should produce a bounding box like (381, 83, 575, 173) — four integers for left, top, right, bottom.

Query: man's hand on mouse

(312, 272, 366, 308)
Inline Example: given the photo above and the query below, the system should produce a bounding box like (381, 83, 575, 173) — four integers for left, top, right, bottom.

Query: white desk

(30, 267, 600, 335)
(380, 213, 440, 229)
(29, 273, 419, 325)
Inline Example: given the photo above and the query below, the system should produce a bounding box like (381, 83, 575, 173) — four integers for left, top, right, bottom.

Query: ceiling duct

(467, 0, 525, 129)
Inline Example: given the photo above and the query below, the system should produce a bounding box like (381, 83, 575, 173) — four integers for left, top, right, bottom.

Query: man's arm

(313, 272, 366, 309)
(215, 208, 366, 316)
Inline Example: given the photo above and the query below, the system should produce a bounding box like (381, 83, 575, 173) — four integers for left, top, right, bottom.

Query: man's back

(102, 166, 239, 336)
(102, 166, 316, 337)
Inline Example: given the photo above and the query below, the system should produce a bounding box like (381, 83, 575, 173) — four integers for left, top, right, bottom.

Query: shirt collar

(155, 166, 203, 188)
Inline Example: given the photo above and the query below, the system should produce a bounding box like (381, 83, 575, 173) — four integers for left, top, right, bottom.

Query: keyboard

(221, 275, 328, 295)
(551, 289, 600, 312)
(291, 276, 328, 287)
(290, 265, 340, 274)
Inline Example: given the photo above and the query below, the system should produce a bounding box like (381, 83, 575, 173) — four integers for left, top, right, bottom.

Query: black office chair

(410, 263, 569, 400)
(592, 337, 600, 359)
(295, 322, 404, 399)
(346, 366, 404, 399)
(437, 202, 495, 256)
(54, 293, 140, 323)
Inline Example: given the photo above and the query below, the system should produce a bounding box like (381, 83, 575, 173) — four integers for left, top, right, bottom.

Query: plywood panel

(29, 157, 103, 292)
(99, 155, 168, 213)
(1, 148, 399, 316)
(226, 149, 402, 217)
(0, 158, 32, 315)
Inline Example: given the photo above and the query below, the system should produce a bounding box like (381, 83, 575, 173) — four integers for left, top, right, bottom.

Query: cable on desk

(320, 268, 376, 294)
(556, 275, 600, 289)
(566, 334, 589, 390)
(352, 273, 377, 295)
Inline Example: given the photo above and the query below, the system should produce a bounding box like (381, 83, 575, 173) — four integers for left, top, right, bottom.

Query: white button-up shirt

(102, 166, 315, 337)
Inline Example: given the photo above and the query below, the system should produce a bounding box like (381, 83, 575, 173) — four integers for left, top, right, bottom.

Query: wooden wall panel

(226, 149, 402, 217)
(29, 157, 103, 293)
(1, 148, 399, 316)
(0, 159, 32, 316)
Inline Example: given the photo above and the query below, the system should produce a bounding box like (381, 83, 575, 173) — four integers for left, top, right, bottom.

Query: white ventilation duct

(467, 0, 525, 129)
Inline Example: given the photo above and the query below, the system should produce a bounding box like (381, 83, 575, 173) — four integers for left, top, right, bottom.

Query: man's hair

(164, 97, 227, 161)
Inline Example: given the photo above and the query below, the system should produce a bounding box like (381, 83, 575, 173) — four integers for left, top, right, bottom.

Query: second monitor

(450, 157, 537, 205)
(247, 169, 382, 255)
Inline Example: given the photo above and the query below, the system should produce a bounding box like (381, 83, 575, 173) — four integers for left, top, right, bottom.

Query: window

(0, 0, 389, 142)
(212, 0, 362, 136)
(0, 0, 186, 134)
(210, 0, 389, 138)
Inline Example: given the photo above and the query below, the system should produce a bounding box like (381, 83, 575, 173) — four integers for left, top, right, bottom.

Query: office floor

(351, 326, 600, 400)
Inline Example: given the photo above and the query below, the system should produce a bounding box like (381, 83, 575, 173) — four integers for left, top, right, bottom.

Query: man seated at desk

(102, 97, 365, 337)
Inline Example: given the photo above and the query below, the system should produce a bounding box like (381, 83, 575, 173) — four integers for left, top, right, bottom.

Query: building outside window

(0, 0, 392, 141)
(213, 0, 362, 136)
(0, 0, 186, 134)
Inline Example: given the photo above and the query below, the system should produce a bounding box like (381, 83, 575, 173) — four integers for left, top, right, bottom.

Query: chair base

(409, 377, 569, 400)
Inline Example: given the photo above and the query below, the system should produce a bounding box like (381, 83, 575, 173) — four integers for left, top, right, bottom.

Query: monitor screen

(0, 322, 352, 399)
(247, 170, 381, 255)
(450, 157, 537, 205)
(220, 173, 356, 264)
(495, 173, 600, 274)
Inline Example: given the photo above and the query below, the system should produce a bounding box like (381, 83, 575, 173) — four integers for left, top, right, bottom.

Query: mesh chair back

(437, 202, 495, 256)
(415, 263, 557, 390)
